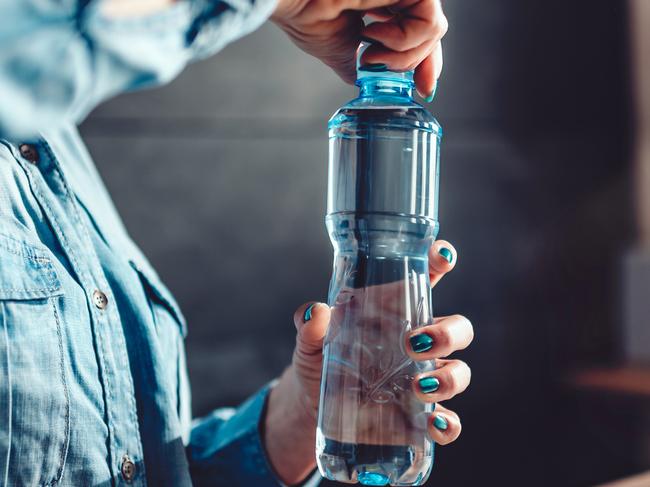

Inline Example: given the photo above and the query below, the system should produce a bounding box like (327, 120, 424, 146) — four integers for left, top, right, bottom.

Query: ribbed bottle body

(316, 81, 442, 486)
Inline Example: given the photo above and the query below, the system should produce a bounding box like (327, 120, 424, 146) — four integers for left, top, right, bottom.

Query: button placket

(17, 138, 146, 483)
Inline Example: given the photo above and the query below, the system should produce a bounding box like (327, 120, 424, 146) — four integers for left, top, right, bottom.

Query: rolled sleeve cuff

(188, 383, 289, 487)
(86, 0, 277, 85)
(187, 0, 278, 60)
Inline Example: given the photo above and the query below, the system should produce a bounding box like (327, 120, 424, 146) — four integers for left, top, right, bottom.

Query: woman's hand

(271, 0, 447, 100)
(263, 240, 473, 484)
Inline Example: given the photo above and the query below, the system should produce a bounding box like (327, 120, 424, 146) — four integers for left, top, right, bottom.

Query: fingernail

(438, 247, 453, 264)
(360, 35, 376, 45)
(418, 376, 440, 393)
(359, 63, 388, 72)
(304, 303, 316, 322)
(409, 333, 434, 353)
(424, 81, 438, 103)
(433, 415, 448, 431)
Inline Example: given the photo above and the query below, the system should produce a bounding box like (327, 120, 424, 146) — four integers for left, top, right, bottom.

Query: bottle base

(316, 435, 433, 486)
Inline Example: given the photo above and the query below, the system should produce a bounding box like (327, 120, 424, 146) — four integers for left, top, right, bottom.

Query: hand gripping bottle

(316, 52, 442, 486)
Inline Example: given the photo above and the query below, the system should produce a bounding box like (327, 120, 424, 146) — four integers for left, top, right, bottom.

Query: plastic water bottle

(315, 52, 442, 486)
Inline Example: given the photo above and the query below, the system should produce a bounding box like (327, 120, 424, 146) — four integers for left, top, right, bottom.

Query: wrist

(263, 367, 318, 485)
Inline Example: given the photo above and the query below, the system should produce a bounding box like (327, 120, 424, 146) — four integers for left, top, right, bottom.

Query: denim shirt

(0, 1, 311, 486)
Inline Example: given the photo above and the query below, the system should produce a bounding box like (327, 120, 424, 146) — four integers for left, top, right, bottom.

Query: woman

(0, 0, 472, 485)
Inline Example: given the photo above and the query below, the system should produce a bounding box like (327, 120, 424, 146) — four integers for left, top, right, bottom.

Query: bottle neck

(358, 78, 414, 99)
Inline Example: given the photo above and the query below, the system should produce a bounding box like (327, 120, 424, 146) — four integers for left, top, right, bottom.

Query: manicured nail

(409, 333, 434, 353)
(438, 247, 453, 264)
(359, 63, 388, 72)
(424, 81, 438, 103)
(304, 303, 316, 322)
(433, 415, 448, 431)
(418, 376, 440, 394)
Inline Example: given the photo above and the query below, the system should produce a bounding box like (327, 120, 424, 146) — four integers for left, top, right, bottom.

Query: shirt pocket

(0, 230, 70, 487)
(128, 259, 190, 431)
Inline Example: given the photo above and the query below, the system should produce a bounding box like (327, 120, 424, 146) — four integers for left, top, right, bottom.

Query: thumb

(293, 302, 331, 356)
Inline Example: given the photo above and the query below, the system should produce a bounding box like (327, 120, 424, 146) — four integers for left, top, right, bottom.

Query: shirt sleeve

(0, 0, 276, 138)
(187, 384, 288, 487)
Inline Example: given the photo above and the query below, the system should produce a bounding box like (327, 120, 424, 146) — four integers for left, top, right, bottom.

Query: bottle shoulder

(328, 96, 442, 135)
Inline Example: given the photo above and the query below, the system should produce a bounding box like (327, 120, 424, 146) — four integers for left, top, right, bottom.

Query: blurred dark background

(79, 1, 650, 486)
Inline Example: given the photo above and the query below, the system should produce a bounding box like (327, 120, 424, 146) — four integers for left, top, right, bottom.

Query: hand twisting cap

(356, 41, 415, 85)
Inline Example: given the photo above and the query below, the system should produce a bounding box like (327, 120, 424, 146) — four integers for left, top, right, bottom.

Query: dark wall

(80, 1, 636, 485)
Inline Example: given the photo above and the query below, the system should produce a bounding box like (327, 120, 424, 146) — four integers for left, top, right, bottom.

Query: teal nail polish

(438, 247, 453, 264)
(418, 376, 440, 393)
(359, 63, 388, 72)
(424, 81, 438, 103)
(433, 415, 448, 431)
(409, 333, 433, 353)
(304, 303, 316, 322)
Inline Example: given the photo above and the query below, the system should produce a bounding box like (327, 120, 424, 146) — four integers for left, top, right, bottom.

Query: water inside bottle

(319, 56, 441, 484)
(316, 436, 432, 486)
(316, 214, 436, 485)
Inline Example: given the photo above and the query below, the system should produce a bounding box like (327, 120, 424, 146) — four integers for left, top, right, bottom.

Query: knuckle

(443, 369, 458, 393)
(464, 317, 475, 340)
(392, 39, 409, 53)
(390, 28, 411, 51)
(462, 362, 472, 385)
(461, 314, 473, 330)
(431, 15, 448, 38)
(296, 334, 322, 358)
(329, 0, 345, 13)
(451, 313, 465, 323)
(434, 326, 452, 349)
(463, 361, 472, 378)
(431, 426, 455, 445)
(455, 314, 474, 337)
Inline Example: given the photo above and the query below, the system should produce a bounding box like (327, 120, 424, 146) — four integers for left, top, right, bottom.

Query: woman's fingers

(406, 314, 474, 360)
(360, 39, 436, 73)
(431, 40, 443, 80)
(413, 41, 442, 97)
(413, 359, 471, 403)
(293, 302, 331, 357)
(429, 240, 457, 287)
(358, 0, 446, 99)
(361, 14, 443, 53)
(365, 7, 397, 21)
(362, 0, 448, 52)
(427, 404, 461, 445)
(413, 51, 434, 98)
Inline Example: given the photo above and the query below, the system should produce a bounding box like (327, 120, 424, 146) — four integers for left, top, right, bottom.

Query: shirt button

(121, 454, 136, 482)
(19, 144, 39, 164)
(92, 290, 108, 310)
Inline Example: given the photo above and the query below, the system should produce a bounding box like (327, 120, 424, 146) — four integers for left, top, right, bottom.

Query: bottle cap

(356, 41, 414, 86)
